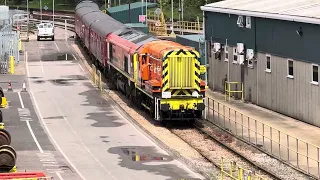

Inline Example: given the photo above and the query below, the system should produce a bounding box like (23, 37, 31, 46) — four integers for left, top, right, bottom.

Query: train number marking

(149, 65, 161, 75)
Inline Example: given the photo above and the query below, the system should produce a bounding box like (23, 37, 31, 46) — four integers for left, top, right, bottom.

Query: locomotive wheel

(0, 145, 16, 159)
(0, 145, 16, 171)
(0, 129, 11, 146)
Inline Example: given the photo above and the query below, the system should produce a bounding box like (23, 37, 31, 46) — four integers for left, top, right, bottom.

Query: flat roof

(201, 0, 320, 25)
(106, 2, 158, 13)
(177, 34, 205, 43)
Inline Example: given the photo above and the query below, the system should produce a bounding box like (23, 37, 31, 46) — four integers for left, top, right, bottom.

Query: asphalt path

(20, 27, 205, 180)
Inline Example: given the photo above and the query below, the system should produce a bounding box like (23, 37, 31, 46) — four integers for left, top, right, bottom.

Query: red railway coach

(75, 0, 206, 123)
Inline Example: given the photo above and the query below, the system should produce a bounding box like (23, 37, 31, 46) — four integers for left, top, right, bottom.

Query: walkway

(204, 89, 320, 179)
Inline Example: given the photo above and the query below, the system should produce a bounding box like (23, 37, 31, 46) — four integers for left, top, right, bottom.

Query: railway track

(166, 120, 281, 180)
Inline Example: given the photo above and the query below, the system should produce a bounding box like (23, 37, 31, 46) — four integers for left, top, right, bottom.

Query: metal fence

(204, 97, 320, 179)
(0, 9, 21, 74)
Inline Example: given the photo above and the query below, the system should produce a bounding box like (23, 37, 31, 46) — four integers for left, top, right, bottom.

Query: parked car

(37, 22, 54, 41)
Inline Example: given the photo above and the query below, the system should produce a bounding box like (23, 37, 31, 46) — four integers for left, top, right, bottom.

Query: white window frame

(232, 47, 238, 64)
(311, 64, 319, 85)
(287, 59, 294, 79)
(224, 45, 229, 62)
(265, 54, 271, 73)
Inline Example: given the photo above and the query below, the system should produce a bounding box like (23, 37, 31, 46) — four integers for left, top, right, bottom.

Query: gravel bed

(200, 120, 315, 180)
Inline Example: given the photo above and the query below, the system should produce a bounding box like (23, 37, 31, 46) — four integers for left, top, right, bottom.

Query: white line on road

(26, 51, 86, 180)
(54, 42, 60, 52)
(56, 172, 64, 180)
(26, 120, 44, 153)
(18, 90, 44, 153)
(18, 92, 25, 109)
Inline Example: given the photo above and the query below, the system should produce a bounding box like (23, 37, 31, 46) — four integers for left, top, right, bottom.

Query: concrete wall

(207, 47, 320, 126)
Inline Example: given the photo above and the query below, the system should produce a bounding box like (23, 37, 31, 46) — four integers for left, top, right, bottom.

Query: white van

(37, 22, 54, 41)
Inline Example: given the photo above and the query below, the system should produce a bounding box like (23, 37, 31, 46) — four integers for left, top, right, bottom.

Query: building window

(287, 59, 294, 78)
(233, 47, 237, 63)
(312, 64, 318, 84)
(266, 55, 271, 72)
(224, 46, 229, 62)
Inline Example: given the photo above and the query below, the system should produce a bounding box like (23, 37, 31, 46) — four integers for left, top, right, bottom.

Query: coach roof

(91, 15, 125, 37)
(201, 0, 320, 25)
(75, 0, 99, 11)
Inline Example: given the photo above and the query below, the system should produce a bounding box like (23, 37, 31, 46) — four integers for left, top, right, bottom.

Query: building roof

(125, 23, 148, 28)
(106, 2, 158, 13)
(176, 34, 205, 43)
(201, 0, 320, 25)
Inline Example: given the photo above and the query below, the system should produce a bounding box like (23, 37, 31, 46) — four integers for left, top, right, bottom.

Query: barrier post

(18, 39, 22, 52)
(98, 70, 102, 92)
(9, 56, 14, 74)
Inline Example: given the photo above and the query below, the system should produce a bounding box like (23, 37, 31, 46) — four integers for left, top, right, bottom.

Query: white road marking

(18, 92, 25, 109)
(56, 172, 64, 180)
(18, 90, 44, 153)
(54, 42, 60, 52)
(26, 51, 86, 180)
(26, 120, 44, 153)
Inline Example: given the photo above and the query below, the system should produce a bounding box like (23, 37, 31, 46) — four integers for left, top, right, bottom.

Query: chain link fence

(0, 8, 21, 74)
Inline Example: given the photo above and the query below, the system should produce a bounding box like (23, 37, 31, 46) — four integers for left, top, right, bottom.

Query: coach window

(312, 64, 318, 85)
(124, 55, 128, 73)
(109, 43, 113, 61)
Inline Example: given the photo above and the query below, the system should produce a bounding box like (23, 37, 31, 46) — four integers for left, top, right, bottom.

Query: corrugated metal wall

(208, 50, 320, 126)
(205, 10, 320, 126)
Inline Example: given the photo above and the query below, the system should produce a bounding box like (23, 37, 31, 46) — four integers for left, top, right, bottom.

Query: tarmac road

(21, 27, 205, 180)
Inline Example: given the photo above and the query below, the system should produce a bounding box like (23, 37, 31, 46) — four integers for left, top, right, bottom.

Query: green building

(105, 2, 158, 24)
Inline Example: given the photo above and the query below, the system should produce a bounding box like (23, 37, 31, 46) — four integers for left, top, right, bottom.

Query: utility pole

(40, 0, 42, 22)
(27, 0, 29, 41)
(128, 0, 131, 23)
(52, 0, 55, 26)
(181, 0, 184, 35)
(171, 0, 174, 34)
